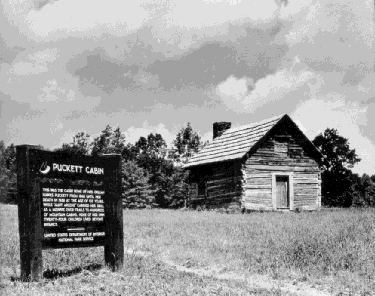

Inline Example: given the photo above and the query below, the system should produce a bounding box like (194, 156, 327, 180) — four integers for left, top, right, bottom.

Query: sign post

(103, 154, 124, 271)
(17, 145, 43, 281)
(16, 145, 124, 281)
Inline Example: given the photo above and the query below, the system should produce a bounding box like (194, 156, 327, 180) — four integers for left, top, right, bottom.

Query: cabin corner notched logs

(184, 114, 323, 212)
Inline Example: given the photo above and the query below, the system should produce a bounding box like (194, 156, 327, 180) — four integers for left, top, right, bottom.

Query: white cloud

(216, 75, 253, 103)
(162, 0, 278, 29)
(9, 48, 58, 75)
(216, 58, 321, 113)
(247, 68, 315, 98)
(280, 0, 374, 80)
(356, 72, 375, 99)
(24, 0, 149, 41)
(12, 60, 46, 75)
(291, 98, 374, 175)
(38, 79, 64, 102)
(293, 119, 308, 135)
(281, 0, 374, 47)
(124, 122, 174, 146)
(0, 49, 91, 106)
(50, 114, 64, 133)
(3, 0, 281, 45)
(200, 131, 213, 143)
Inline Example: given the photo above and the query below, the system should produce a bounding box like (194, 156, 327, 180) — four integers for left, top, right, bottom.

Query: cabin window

(197, 178, 207, 197)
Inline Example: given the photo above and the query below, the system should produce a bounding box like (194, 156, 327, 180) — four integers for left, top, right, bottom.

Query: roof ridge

(221, 114, 285, 135)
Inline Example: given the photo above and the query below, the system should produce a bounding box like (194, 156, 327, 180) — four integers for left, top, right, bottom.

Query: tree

(170, 123, 203, 164)
(163, 165, 190, 208)
(356, 174, 375, 207)
(312, 128, 361, 207)
(313, 129, 361, 172)
(135, 133, 167, 175)
(122, 160, 155, 209)
(111, 127, 126, 155)
(91, 125, 126, 156)
(133, 133, 168, 206)
(122, 143, 139, 162)
(54, 131, 91, 156)
(131, 133, 191, 208)
(0, 141, 17, 204)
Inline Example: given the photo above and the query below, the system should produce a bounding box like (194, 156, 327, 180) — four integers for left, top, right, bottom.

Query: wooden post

(16, 145, 43, 281)
(103, 154, 124, 271)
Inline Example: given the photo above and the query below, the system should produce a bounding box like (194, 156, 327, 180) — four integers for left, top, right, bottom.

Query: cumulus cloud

(291, 98, 374, 174)
(280, 0, 374, 85)
(12, 60, 45, 75)
(3, 0, 280, 44)
(216, 75, 253, 108)
(246, 68, 316, 98)
(216, 56, 321, 113)
(26, 0, 149, 41)
(123, 122, 174, 146)
(62, 20, 287, 96)
(157, 0, 279, 32)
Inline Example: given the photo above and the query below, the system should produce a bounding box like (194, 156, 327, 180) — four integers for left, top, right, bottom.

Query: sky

(1, 0, 374, 175)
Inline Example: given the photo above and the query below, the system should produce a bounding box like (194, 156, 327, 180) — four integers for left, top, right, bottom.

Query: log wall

(188, 160, 243, 210)
(243, 132, 321, 211)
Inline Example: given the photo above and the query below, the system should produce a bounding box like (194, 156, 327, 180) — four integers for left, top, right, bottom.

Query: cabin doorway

(276, 176, 289, 208)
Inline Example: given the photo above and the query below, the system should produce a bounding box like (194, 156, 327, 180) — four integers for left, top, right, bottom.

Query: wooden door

(276, 176, 289, 208)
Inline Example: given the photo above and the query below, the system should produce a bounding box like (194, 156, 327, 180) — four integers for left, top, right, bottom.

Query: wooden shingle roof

(184, 114, 325, 168)
(183, 114, 286, 168)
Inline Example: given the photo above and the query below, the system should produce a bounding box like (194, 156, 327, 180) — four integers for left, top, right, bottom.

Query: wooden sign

(16, 145, 124, 281)
(40, 184, 107, 248)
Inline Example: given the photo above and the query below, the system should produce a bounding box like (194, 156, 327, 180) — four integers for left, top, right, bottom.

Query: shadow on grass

(10, 263, 103, 282)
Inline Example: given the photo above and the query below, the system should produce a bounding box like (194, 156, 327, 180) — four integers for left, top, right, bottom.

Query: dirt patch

(161, 256, 332, 296)
(124, 249, 332, 295)
(125, 249, 152, 257)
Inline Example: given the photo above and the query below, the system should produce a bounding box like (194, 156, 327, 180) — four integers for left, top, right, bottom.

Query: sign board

(16, 145, 124, 281)
(40, 184, 106, 248)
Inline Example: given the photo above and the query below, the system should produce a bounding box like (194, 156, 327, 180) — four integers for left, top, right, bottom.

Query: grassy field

(1, 204, 374, 295)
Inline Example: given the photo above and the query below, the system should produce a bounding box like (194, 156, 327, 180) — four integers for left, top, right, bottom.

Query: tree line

(0, 123, 205, 208)
(0, 124, 374, 208)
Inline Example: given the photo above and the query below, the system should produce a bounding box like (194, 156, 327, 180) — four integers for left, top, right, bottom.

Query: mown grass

(1, 204, 374, 295)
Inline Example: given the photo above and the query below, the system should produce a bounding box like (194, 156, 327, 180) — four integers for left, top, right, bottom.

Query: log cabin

(183, 114, 324, 212)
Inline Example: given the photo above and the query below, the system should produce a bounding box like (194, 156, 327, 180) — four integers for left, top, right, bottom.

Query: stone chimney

(213, 122, 231, 140)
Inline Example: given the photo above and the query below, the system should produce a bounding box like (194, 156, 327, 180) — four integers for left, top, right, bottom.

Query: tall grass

(121, 208, 375, 293)
(1, 204, 374, 295)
